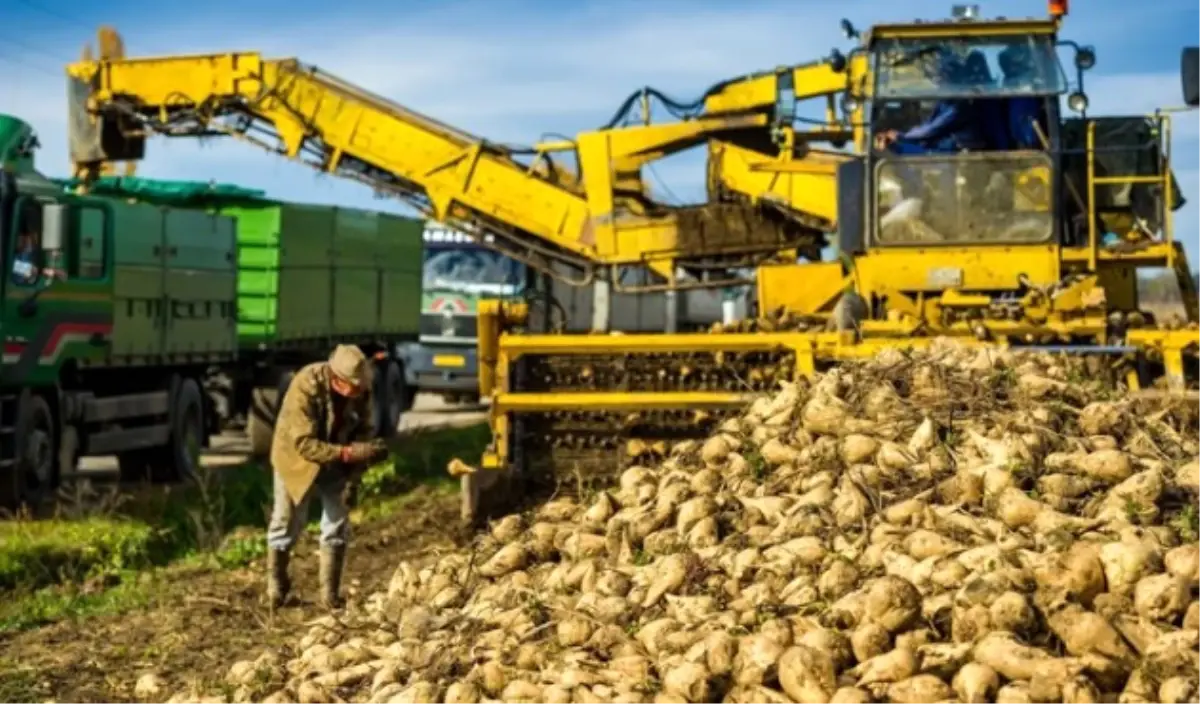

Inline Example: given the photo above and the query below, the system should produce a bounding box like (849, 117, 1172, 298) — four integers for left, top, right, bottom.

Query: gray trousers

(266, 467, 349, 552)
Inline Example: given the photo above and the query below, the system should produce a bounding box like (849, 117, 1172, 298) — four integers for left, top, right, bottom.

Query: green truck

(0, 114, 423, 508)
(397, 224, 525, 404)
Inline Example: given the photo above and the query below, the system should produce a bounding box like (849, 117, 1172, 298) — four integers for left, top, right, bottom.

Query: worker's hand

(874, 129, 899, 151)
(340, 439, 389, 465)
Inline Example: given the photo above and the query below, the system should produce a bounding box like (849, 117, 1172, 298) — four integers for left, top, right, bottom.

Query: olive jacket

(271, 361, 376, 504)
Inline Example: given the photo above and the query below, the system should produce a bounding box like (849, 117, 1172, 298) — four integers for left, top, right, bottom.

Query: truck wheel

(374, 360, 405, 439)
(153, 379, 205, 483)
(246, 371, 294, 458)
(117, 449, 153, 482)
(12, 392, 56, 506)
(248, 387, 280, 457)
(246, 411, 274, 458)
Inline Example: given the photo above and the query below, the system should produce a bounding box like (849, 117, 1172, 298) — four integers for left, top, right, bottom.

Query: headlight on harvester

(1067, 91, 1089, 113)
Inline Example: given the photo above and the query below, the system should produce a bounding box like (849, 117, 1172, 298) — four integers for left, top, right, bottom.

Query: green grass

(0, 518, 164, 592)
(0, 570, 156, 633)
(0, 422, 489, 634)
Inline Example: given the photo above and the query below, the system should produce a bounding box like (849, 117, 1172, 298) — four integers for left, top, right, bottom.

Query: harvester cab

(801, 2, 1195, 375)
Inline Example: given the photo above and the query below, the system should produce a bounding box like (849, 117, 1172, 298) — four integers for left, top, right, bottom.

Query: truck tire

(117, 449, 153, 483)
(246, 411, 274, 458)
(11, 391, 56, 506)
(247, 386, 280, 457)
(246, 371, 294, 458)
(373, 360, 404, 439)
(147, 378, 205, 483)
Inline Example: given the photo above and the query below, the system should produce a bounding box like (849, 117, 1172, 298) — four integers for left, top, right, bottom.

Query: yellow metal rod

(1091, 176, 1166, 185)
(492, 391, 754, 412)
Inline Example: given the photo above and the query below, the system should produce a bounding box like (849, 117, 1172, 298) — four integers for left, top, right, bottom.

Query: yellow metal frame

(866, 19, 1059, 42)
(67, 39, 866, 285)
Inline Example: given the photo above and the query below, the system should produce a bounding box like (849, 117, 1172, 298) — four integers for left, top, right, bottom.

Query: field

(2, 344, 1198, 703)
(0, 399, 488, 703)
(4, 345, 1195, 700)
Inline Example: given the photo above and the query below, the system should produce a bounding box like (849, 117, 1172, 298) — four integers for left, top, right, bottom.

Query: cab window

(10, 198, 44, 287)
(873, 35, 1068, 100)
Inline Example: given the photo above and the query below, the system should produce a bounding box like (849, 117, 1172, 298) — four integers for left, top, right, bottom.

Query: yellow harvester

(64, 4, 1198, 520)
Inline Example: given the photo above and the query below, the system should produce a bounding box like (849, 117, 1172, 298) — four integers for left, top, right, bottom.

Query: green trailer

(215, 197, 424, 455)
(0, 115, 423, 507)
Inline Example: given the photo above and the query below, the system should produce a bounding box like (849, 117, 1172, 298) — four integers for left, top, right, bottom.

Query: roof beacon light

(1049, 0, 1068, 17)
(951, 4, 980, 20)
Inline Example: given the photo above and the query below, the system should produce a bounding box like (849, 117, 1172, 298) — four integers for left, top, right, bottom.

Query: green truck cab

(0, 114, 423, 508)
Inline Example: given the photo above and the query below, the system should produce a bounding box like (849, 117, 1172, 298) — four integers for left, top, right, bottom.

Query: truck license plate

(433, 354, 466, 368)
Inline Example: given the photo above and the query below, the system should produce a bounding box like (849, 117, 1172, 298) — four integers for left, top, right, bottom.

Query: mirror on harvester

(1183, 47, 1198, 107)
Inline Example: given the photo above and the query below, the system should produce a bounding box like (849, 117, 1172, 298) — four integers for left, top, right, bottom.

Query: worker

(11, 200, 43, 284)
(266, 344, 389, 610)
(963, 50, 1013, 152)
(998, 44, 1046, 149)
(876, 52, 987, 155)
(11, 203, 66, 285)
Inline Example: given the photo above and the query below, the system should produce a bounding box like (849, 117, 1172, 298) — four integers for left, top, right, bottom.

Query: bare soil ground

(0, 394, 488, 703)
(1, 485, 463, 703)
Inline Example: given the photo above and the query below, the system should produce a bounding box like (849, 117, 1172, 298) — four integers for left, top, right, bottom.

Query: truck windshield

(873, 35, 1067, 100)
(423, 246, 524, 296)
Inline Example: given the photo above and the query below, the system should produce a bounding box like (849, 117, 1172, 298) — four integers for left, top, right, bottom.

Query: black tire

(246, 410, 274, 458)
(247, 386, 280, 457)
(150, 378, 205, 483)
(247, 371, 294, 457)
(117, 449, 154, 483)
(12, 392, 56, 506)
(374, 360, 405, 439)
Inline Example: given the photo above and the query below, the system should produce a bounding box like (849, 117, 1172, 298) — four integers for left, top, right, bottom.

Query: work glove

(340, 439, 389, 465)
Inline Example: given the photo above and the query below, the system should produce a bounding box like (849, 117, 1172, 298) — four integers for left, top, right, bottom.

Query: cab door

(2, 195, 115, 385)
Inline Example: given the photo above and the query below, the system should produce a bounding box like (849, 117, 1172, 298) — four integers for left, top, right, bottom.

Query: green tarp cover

(55, 176, 275, 208)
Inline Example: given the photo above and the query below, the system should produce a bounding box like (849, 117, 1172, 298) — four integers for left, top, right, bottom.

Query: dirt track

(1, 395, 487, 703)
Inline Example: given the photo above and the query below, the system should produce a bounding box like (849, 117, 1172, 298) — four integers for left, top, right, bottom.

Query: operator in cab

(874, 51, 988, 154)
(11, 202, 65, 285)
(998, 44, 1047, 149)
(266, 344, 389, 610)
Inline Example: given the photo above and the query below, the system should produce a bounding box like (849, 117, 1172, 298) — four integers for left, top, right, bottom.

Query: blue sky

(1, 0, 1197, 262)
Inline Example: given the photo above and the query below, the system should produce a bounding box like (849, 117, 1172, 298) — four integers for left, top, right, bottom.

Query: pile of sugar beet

(175, 341, 1200, 704)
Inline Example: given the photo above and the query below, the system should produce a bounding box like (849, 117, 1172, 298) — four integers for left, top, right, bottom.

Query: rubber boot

(319, 544, 347, 610)
(266, 549, 290, 608)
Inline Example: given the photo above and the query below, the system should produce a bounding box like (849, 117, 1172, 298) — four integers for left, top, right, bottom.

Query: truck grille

(420, 313, 478, 339)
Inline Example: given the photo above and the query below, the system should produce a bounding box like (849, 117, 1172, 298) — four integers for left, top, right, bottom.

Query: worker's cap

(328, 344, 371, 388)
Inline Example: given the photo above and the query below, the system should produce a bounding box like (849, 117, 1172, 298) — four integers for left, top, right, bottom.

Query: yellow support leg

(1163, 344, 1186, 391)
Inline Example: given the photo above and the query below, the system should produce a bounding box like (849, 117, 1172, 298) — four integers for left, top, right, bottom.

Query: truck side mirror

(40, 203, 67, 252)
(1183, 47, 1199, 108)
